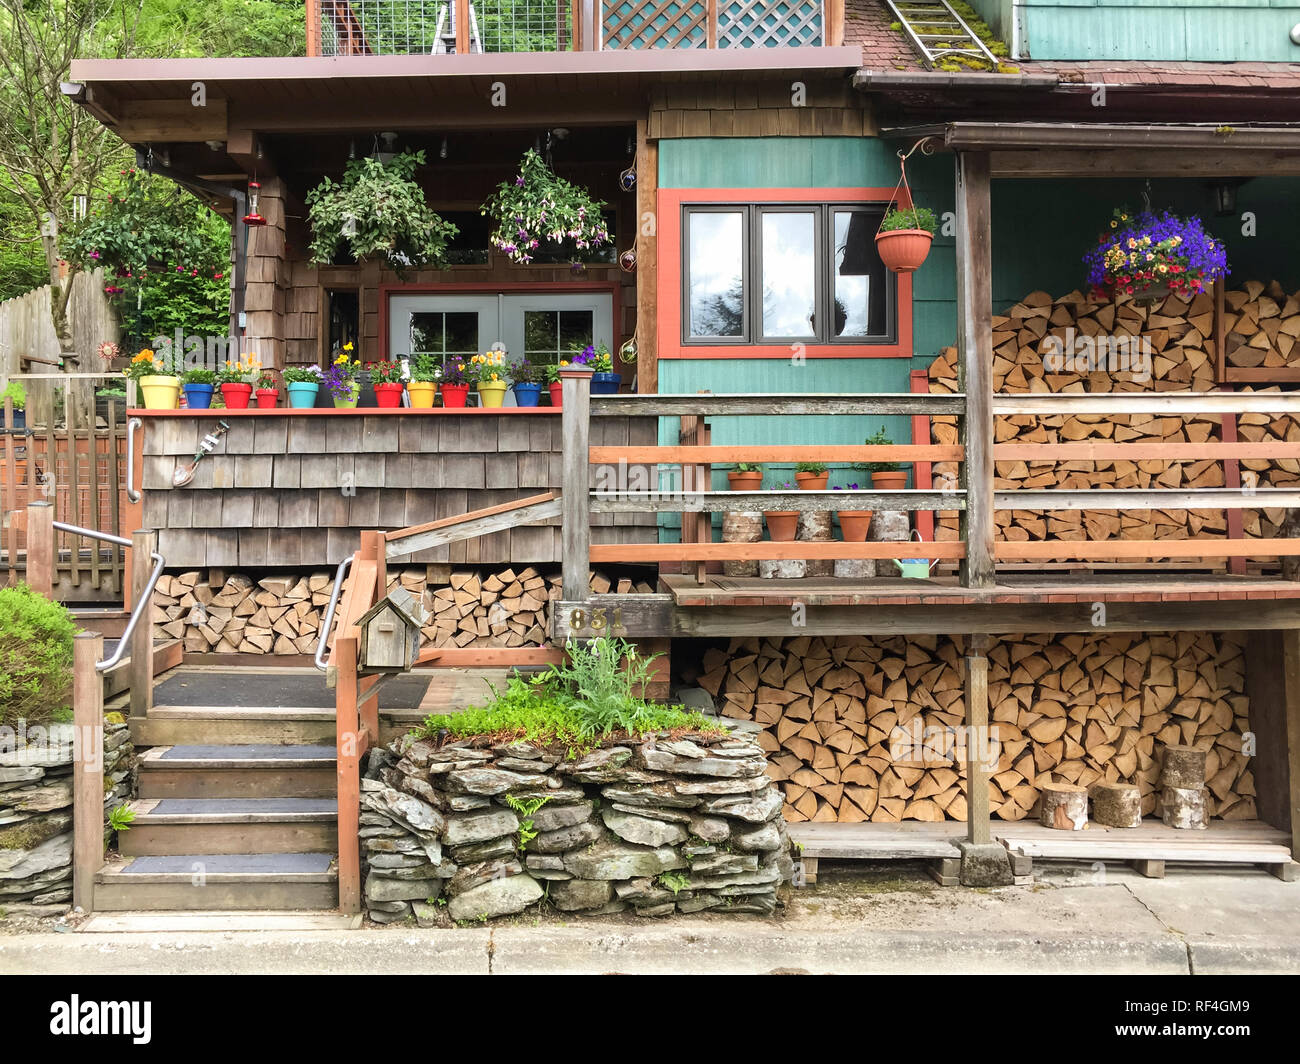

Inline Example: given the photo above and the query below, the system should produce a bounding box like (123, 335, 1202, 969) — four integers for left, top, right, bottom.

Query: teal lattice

(717, 0, 822, 47)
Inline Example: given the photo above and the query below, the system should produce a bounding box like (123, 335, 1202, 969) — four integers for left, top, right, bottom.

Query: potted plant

(728, 462, 763, 491)
(2, 380, 25, 430)
(572, 343, 619, 394)
(407, 354, 440, 409)
(283, 365, 324, 408)
(481, 148, 611, 266)
(95, 385, 128, 422)
(324, 348, 362, 408)
(306, 150, 458, 274)
(794, 461, 829, 491)
(254, 373, 279, 409)
(763, 480, 800, 542)
(832, 484, 872, 542)
(876, 205, 938, 274)
(216, 356, 261, 409)
(1084, 208, 1229, 306)
(508, 359, 543, 407)
(440, 359, 470, 408)
(180, 367, 218, 409)
(368, 359, 406, 408)
(858, 427, 909, 490)
(545, 361, 568, 407)
(467, 350, 508, 408)
(124, 347, 181, 409)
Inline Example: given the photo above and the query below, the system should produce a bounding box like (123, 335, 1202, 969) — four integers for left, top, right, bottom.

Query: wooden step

(137, 745, 337, 799)
(129, 706, 336, 746)
(94, 853, 338, 911)
(118, 798, 338, 856)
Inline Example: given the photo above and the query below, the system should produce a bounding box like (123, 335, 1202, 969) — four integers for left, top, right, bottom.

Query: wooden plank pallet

(787, 822, 969, 886)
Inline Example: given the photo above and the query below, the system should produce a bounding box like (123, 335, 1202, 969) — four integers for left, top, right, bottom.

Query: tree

(0, 0, 142, 364)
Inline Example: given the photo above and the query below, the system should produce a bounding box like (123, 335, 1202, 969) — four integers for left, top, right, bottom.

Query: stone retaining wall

(361, 726, 794, 924)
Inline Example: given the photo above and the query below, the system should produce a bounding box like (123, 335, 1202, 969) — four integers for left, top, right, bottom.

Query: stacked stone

(361, 730, 794, 924)
(0, 718, 133, 907)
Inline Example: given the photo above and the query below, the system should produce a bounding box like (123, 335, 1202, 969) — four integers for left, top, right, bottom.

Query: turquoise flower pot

(287, 381, 320, 409)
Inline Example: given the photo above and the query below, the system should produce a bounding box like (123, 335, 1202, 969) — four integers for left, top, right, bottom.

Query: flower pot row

(726, 465, 910, 543)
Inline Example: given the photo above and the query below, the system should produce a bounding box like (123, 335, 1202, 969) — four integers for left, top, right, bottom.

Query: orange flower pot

(875, 229, 934, 274)
(871, 470, 909, 491)
(837, 510, 873, 542)
(728, 471, 763, 491)
(764, 511, 800, 541)
(795, 471, 829, 490)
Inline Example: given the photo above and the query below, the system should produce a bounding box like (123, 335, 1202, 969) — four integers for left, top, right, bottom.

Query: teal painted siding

(658, 137, 904, 189)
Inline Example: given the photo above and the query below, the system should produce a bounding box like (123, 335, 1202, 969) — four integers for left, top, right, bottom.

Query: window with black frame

(682, 204, 893, 345)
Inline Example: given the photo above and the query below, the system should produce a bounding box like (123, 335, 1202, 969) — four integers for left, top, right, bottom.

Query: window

(682, 203, 893, 345)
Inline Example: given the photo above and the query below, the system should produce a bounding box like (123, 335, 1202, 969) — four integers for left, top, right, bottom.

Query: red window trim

(656, 187, 913, 361)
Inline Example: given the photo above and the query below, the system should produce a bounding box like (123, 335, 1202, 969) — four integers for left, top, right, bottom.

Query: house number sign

(566, 607, 626, 634)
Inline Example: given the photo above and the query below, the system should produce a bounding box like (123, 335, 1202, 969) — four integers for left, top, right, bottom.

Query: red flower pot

(548, 381, 563, 407)
(728, 471, 762, 491)
(838, 510, 873, 542)
(795, 471, 829, 490)
(374, 382, 404, 409)
(875, 229, 934, 274)
(220, 383, 252, 409)
(441, 383, 470, 408)
(764, 511, 800, 541)
(254, 388, 278, 409)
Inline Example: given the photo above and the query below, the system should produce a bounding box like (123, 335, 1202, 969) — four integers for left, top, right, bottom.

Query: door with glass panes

(389, 292, 614, 403)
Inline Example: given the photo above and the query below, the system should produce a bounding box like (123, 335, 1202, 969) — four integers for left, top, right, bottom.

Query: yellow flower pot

(477, 380, 508, 408)
(407, 381, 438, 409)
(138, 375, 181, 410)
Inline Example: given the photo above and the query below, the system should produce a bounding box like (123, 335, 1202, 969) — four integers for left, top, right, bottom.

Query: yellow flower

(560, 360, 569, 367)
(343, 342, 354, 352)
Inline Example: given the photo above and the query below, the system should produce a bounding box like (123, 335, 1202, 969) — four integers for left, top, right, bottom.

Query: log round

(721, 511, 763, 578)
(759, 558, 806, 579)
(868, 510, 911, 578)
(798, 511, 834, 578)
(1161, 785, 1208, 830)
(1160, 744, 1207, 789)
(1039, 782, 1089, 830)
(1089, 781, 1142, 828)
(833, 558, 877, 579)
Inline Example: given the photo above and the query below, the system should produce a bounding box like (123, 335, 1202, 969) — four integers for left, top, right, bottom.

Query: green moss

(929, 1, 1015, 74)
(104, 711, 126, 725)
(0, 818, 66, 850)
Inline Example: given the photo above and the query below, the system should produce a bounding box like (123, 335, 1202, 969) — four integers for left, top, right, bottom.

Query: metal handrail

(125, 417, 142, 502)
(314, 554, 354, 671)
(53, 520, 164, 672)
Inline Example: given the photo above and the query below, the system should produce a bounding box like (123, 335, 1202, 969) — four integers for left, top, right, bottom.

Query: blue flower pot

(287, 381, 320, 409)
(10, 408, 24, 431)
(513, 382, 542, 407)
(591, 372, 621, 395)
(183, 383, 214, 409)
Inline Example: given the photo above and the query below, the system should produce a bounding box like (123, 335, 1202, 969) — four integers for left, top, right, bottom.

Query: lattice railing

(600, 0, 822, 48)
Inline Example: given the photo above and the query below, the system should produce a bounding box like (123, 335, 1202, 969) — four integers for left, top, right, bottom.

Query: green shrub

(1, 380, 25, 410)
(0, 585, 76, 727)
(795, 461, 828, 476)
(879, 206, 938, 235)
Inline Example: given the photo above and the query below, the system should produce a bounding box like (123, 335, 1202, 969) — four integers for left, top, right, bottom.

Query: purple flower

(516, 176, 525, 187)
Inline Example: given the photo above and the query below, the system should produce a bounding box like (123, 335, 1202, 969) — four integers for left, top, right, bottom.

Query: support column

(1283, 631, 1300, 862)
(129, 528, 157, 718)
(26, 501, 53, 598)
(73, 632, 104, 913)
(955, 150, 995, 589)
(635, 119, 659, 396)
(958, 632, 1013, 886)
(560, 367, 593, 602)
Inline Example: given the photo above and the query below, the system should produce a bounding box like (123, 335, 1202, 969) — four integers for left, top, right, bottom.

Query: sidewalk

(3, 864, 1297, 974)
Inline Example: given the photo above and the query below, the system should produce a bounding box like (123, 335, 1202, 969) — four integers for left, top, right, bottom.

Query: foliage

(544, 360, 569, 385)
(1, 379, 25, 409)
(658, 872, 690, 896)
(506, 359, 542, 386)
(0, 584, 75, 727)
(731, 462, 762, 473)
(569, 342, 612, 373)
(137, 0, 305, 58)
(108, 804, 136, 832)
(122, 347, 179, 380)
(439, 359, 468, 387)
(181, 367, 217, 385)
(795, 462, 827, 476)
(305, 150, 458, 274)
(322, 349, 361, 398)
(880, 206, 938, 235)
(257, 374, 277, 390)
(1083, 208, 1229, 301)
(855, 426, 902, 475)
(282, 365, 324, 385)
(481, 149, 610, 265)
(503, 794, 552, 851)
(367, 359, 405, 385)
(463, 350, 506, 387)
(215, 356, 261, 385)
(408, 353, 442, 383)
(0, 192, 45, 302)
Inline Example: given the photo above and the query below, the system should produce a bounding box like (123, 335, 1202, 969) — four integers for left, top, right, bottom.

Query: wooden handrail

(998, 540, 1300, 561)
(589, 393, 966, 417)
(588, 445, 963, 463)
(993, 442, 1300, 461)
(994, 392, 1300, 415)
(591, 542, 965, 562)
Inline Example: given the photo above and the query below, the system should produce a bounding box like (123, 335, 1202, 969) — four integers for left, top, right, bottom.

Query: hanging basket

(875, 229, 934, 274)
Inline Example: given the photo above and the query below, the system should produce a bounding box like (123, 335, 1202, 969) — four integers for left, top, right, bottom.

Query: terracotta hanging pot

(875, 229, 934, 274)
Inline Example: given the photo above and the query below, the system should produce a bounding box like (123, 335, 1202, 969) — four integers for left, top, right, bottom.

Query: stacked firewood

(1222, 280, 1300, 370)
(696, 633, 1255, 824)
(153, 567, 653, 654)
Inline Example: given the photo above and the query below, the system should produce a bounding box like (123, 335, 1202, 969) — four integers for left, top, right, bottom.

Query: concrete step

(118, 798, 338, 856)
(94, 853, 338, 911)
(137, 744, 337, 799)
(129, 706, 336, 746)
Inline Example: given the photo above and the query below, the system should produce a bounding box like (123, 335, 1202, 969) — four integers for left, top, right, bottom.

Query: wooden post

(964, 633, 992, 845)
(455, 0, 470, 52)
(25, 501, 53, 597)
(4, 396, 16, 585)
(955, 151, 995, 589)
(336, 634, 362, 915)
(305, 0, 321, 56)
(1283, 630, 1300, 860)
(73, 632, 104, 913)
(581, 0, 597, 49)
(1219, 392, 1247, 575)
(129, 529, 157, 718)
(635, 119, 658, 396)
(560, 367, 594, 601)
(909, 369, 935, 544)
(706, 0, 718, 47)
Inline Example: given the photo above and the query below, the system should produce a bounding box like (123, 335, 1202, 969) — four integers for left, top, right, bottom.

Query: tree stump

(797, 511, 833, 578)
(1089, 781, 1142, 828)
(759, 558, 806, 579)
(721, 511, 762, 578)
(1039, 782, 1088, 830)
(868, 510, 910, 578)
(1160, 745, 1207, 789)
(1161, 786, 1208, 830)
(833, 558, 876, 579)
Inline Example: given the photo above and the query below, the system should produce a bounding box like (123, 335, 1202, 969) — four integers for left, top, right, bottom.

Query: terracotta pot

(875, 229, 934, 274)
(138, 375, 180, 410)
(728, 471, 763, 491)
(477, 380, 509, 408)
(407, 381, 437, 409)
(441, 383, 470, 408)
(871, 470, 909, 490)
(764, 510, 800, 541)
(548, 381, 563, 407)
(838, 510, 873, 542)
(220, 382, 253, 409)
(254, 388, 278, 409)
(374, 382, 404, 408)
(795, 471, 829, 490)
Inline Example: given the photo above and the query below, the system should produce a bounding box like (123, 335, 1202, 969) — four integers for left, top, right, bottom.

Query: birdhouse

(356, 588, 427, 672)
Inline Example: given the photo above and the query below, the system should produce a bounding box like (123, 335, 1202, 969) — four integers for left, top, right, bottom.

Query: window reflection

(761, 212, 816, 338)
(688, 211, 744, 338)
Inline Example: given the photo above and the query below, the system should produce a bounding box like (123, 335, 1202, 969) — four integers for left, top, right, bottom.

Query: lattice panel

(717, 0, 822, 47)
(602, 0, 708, 49)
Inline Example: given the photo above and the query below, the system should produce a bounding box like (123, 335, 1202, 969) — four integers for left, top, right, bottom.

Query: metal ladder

(886, 0, 999, 69)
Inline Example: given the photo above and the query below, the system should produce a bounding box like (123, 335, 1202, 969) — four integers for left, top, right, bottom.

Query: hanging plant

(481, 149, 610, 265)
(1084, 208, 1229, 302)
(306, 150, 458, 274)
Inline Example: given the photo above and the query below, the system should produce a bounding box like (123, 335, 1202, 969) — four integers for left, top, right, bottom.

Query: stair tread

(108, 852, 336, 877)
(146, 705, 337, 720)
(138, 798, 337, 815)
(154, 744, 337, 761)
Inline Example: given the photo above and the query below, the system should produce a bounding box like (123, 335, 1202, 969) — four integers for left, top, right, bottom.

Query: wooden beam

(635, 119, 658, 394)
(591, 541, 965, 562)
(589, 445, 964, 463)
(412, 646, 564, 667)
(993, 442, 1300, 462)
(997, 539, 1300, 560)
(25, 503, 53, 598)
(73, 632, 104, 914)
(306, 0, 322, 56)
(335, 634, 361, 915)
(561, 368, 593, 600)
(115, 99, 227, 143)
(995, 392, 1300, 416)
(955, 150, 994, 589)
(455, 0, 469, 53)
(591, 393, 965, 417)
(553, 595, 677, 640)
(995, 488, 1300, 512)
(129, 529, 157, 719)
(989, 148, 1300, 179)
(385, 494, 561, 558)
(590, 489, 965, 513)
